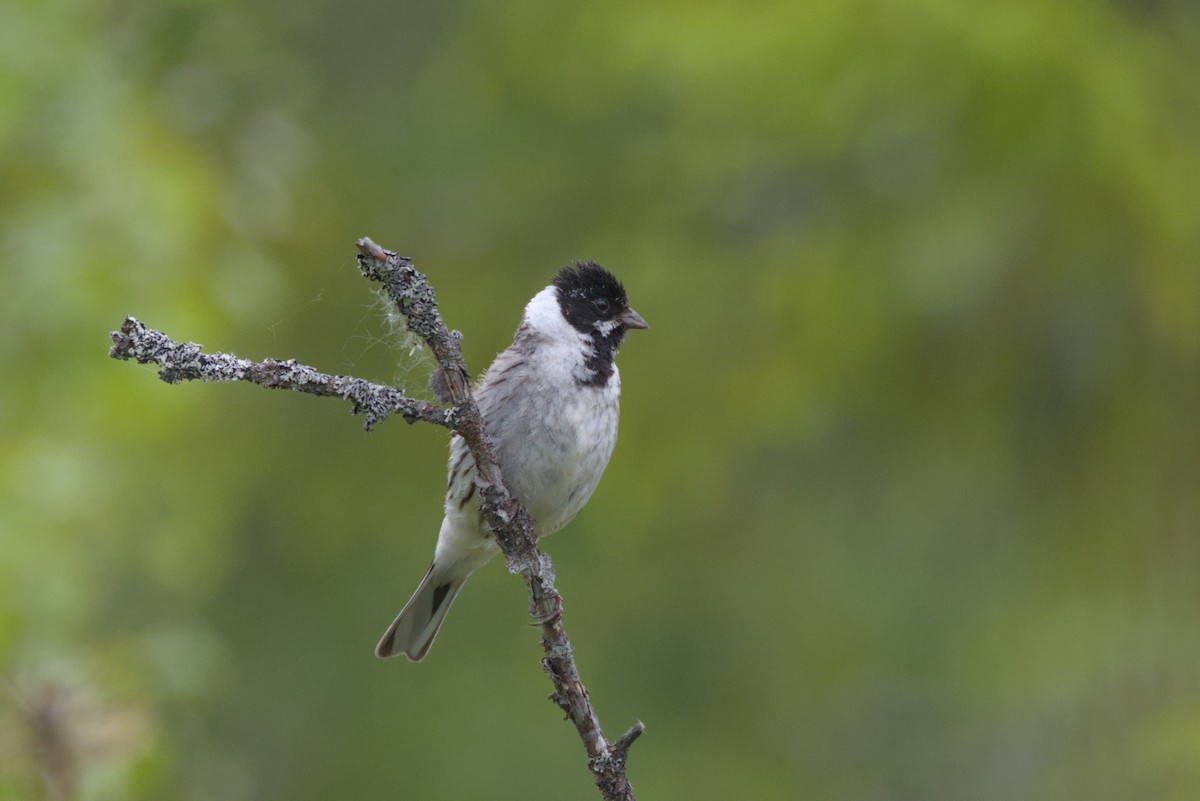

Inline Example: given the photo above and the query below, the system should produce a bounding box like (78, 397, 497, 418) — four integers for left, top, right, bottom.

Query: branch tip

(613, 721, 646, 759)
(355, 237, 388, 261)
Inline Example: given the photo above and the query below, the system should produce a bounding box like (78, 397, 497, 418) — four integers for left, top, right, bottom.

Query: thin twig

(108, 238, 643, 800)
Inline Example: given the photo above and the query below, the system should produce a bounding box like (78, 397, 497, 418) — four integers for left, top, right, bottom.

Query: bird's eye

(594, 298, 611, 313)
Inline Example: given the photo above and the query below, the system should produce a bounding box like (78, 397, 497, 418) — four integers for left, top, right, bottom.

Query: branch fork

(109, 237, 643, 800)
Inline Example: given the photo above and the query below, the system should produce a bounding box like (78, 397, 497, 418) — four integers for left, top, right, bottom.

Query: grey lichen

(109, 317, 449, 432)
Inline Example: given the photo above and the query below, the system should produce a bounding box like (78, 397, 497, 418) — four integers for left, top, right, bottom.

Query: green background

(2, 1, 1199, 799)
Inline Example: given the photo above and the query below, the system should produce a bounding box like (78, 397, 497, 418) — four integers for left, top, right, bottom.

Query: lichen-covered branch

(108, 317, 451, 432)
(354, 238, 536, 568)
(108, 238, 643, 800)
(355, 238, 642, 799)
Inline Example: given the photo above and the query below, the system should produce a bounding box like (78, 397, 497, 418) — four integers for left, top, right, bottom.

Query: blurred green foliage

(2, 0, 1199, 798)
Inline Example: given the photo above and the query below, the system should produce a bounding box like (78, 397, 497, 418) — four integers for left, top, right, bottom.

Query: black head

(552, 260, 647, 386)
(553, 261, 646, 336)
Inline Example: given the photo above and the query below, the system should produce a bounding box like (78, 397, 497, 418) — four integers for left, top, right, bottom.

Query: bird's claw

(528, 593, 564, 626)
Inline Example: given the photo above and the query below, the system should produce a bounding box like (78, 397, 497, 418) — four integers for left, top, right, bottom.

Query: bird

(376, 261, 648, 661)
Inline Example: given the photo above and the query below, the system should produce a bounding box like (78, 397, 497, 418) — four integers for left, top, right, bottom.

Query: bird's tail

(375, 563, 467, 661)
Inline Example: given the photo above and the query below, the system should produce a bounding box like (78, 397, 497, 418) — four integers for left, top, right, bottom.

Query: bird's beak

(618, 307, 649, 330)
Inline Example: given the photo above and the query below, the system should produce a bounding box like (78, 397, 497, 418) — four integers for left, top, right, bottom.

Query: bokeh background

(3, 0, 1199, 799)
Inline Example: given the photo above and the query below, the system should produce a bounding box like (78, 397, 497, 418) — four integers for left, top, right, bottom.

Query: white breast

(471, 286, 622, 536)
